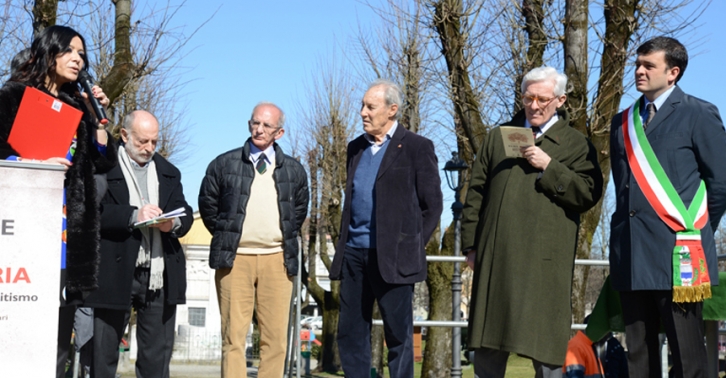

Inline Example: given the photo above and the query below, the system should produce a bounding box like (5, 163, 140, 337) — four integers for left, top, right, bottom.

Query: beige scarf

(118, 145, 165, 291)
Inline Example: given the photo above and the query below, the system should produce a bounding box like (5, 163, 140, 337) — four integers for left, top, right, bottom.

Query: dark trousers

(91, 268, 177, 378)
(473, 347, 561, 378)
(57, 304, 76, 378)
(620, 290, 707, 378)
(337, 246, 414, 378)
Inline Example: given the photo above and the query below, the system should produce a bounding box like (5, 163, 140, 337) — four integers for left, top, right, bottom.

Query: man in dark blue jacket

(329, 79, 443, 378)
(609, 36, 726, 377)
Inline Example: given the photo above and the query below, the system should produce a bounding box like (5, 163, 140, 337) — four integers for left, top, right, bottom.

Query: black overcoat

(83, 152, 193, 309)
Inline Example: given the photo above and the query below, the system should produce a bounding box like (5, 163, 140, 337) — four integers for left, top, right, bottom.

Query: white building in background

(171, 212, 222, 361)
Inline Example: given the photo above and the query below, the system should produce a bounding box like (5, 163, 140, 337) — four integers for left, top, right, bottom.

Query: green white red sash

(622, 99, 711, 302)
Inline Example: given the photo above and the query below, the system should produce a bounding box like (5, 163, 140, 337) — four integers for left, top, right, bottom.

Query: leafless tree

(428, 0, 711, 326)
(0, 0, 210, 360)
(287, 0, 714, 374)
(293, 54, 358, 372)
(1, 0, 213, 161)
(584, 187, 614, 314)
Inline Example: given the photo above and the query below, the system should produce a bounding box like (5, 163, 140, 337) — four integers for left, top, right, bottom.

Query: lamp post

(443, 151, 468, 378)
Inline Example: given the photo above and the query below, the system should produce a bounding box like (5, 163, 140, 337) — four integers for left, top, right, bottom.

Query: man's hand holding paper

(520, 145, 551, 170)
(136, 203, 173, 232)
(150, 219, 173, 232)
(137, 203, 163, 222)
(134, 206, 187, 229)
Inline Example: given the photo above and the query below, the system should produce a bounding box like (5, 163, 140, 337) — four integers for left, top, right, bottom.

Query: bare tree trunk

(320, 117, 346, 372)
(426, 2, 487, 375)
(563, 0, 592, 324)
(591, 0, 640, 171)
(304, 149, 343, 373)
(563, 0, 589, 136)
(570, 0, 639, 323)
(370, 303, 385, 377)
(307, 151, 320, 299)
(522, 0, 546, 70)
(431, 0, 486, 157)
(318, 286, 341, 372)
(297, 63, 355, 373)
(101, 0, 134, 104)
(421, 224, 451, 377)
(32, 0, 58, 37)
(399, 15, 423, 134)
(514, 0, 547, 112)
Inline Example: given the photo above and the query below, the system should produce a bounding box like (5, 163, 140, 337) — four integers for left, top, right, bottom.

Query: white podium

(0, 161, 66, 376)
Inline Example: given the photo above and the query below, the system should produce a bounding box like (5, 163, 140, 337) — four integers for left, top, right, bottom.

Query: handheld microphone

(77, 70, 109, 125)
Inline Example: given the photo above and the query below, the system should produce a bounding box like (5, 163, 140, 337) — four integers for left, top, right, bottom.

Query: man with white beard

(83, 110, 193, 378)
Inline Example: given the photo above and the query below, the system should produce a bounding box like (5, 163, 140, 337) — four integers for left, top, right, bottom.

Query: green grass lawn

(312, 353, 535, 377)
(500, 354, 537, 377)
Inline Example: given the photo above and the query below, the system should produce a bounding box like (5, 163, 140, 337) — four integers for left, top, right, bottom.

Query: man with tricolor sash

(609, 36, 726, 378)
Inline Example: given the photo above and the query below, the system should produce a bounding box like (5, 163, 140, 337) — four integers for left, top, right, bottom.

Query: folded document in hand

(133, 207, 186, 228)
(499, 126, 534, 158)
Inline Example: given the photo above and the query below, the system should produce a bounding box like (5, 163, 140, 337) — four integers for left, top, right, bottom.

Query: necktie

(644, 103, 656, 129)
(256, 153, 267, 174)
(531, 126, 541, 138)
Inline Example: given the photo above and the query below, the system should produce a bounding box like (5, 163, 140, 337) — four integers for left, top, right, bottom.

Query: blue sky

(170, 1, 377, 209)
(166, 0, 726, 217)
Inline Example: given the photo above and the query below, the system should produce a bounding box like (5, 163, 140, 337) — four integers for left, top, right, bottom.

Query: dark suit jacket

(84, 152, 193, 310)
(329, 125, 443, 284)
(609, 86, 726, 291)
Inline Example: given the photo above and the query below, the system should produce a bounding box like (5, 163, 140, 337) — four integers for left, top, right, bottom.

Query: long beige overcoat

(461, 109, 603, 365)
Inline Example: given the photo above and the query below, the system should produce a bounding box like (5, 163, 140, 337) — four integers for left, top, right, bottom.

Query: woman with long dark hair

(0, 25, 116, 377)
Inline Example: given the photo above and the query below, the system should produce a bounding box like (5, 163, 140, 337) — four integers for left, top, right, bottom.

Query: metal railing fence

(372, 255, 725, 378)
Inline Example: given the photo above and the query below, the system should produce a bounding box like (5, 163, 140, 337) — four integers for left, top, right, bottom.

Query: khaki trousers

(215, 252, 292, 378)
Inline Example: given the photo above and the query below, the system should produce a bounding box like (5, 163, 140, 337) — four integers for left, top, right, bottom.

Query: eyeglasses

(248, 119, 280, 132)
(522, 95, 557, 107)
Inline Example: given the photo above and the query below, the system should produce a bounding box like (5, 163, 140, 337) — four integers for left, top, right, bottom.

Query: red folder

(7, 86, 82, 160)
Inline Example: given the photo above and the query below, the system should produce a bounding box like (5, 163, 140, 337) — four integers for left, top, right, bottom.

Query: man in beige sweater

(199, 102, 309, 377)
